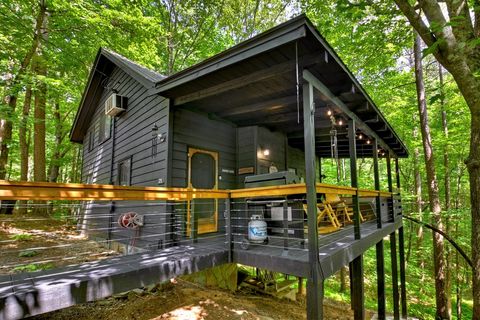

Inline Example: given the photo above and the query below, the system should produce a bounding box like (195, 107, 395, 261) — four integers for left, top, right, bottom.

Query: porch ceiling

(156, 16, 408, 159)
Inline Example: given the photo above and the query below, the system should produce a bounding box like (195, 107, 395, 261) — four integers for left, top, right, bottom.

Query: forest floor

(30, 279, 369, 320)
(0, 214, 117, 274)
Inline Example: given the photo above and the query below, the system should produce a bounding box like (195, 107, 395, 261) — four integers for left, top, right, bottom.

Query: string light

(358, 134, 363, 140)
(338, 119, 343, 126)
(366, 139, 371, 144)
(327, 109, 332, 116)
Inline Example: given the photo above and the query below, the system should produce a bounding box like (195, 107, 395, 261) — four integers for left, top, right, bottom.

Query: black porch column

(388, 154, 400, 320)
(373, 140, 386, 320)
(318, 157, 323, 183)
(396, 158, 408, 318)
(386, 153, 394, 222)
(303, 80, 323, 320)
(348, 119, 364, 320)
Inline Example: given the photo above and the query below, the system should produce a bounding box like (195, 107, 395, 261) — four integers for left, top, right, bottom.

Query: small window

(117, 157, 131, 186)
(99, 113, 112, 143)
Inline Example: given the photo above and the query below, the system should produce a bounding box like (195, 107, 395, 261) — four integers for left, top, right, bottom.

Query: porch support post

(396, 158, 407, 318)
(390, 231, 400, 319)
(348, 119, 364, 320)
(373, 140, 386, 320)
(225, 197, 233, 263)
(386, 153, 394, 222)
(302, 80, 323, 320)
(318, 157, 323, 183)
(387, 153, 400, 319)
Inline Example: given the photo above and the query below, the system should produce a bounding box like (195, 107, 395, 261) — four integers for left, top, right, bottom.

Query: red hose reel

(118, 212, 144, 229)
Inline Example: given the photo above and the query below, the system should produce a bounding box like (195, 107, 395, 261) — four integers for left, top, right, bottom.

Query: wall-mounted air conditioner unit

(105, 93, 127, 117)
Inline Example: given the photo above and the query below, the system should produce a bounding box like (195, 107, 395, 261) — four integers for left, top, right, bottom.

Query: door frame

(187, 147, 219, 235)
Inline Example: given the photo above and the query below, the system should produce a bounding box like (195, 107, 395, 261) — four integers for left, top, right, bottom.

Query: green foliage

(13, 262, 54, 273)
(10, 233, 33, 241)
(19, 250, 39, 257)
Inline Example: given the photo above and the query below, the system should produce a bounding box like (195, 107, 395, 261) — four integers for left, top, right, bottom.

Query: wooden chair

(324, 193, 364, 224)
(303, 202, 341, 231)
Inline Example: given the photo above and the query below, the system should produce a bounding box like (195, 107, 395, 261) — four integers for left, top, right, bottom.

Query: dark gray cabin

(0, 14, 415, 320)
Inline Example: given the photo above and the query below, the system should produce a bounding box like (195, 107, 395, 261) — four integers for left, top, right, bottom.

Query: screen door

(187, 148, 218, 234)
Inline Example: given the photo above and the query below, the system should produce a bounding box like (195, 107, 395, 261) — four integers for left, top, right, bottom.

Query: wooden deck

(0, 218, 402, 320)
(0, 241, 228, 320)
(0, 181, 401, 319)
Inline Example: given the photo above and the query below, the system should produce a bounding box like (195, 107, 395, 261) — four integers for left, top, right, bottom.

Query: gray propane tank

(248, 214, 268, 243)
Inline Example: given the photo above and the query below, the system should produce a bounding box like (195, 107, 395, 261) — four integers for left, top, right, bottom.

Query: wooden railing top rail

(0, 180, 393, 201)
(0, 180, 229, 201)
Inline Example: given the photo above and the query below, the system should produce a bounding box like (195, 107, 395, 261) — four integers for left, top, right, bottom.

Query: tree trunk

(0, 95, 17, 180)
(33, 64, 47, 183)
(0, 3, 46, 180)
(439, 63, 453, 316)
(413, 114, 423, 247)
(17, 85, 33, 215)
(49, 102, 62, 183)
(439, 64, 451, 211)
(32, 2, 48, 216)
(468, 107, 480, 320)
(414, 33, 450, 320)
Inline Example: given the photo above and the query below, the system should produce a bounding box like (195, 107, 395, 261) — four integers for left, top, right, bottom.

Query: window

(99, 113, 112, 143)
(117, 157, 131, 186)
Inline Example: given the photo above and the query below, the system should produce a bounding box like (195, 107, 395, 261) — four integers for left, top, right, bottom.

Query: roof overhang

(151, 14, 408, 158)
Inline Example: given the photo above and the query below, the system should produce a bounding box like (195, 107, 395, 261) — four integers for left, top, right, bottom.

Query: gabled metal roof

(70, 14, 408, 158)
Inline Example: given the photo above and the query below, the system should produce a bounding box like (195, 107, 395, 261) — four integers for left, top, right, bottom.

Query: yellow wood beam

(0, 180, 392, 201)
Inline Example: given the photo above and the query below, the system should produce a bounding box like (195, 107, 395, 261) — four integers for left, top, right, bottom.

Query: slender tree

(414, 33, 449, 319)
(394, 1, 480, 316)
(0, 3, 46, 180)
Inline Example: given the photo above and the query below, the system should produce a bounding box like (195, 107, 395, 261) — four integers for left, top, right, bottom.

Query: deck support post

(318, 157, 322, 183)
(348, 120, 361, 239)
(302, 80, 324, 320)
(387, 153, 400, 319)
(386, 154, 394, 222)
(373, 140, 386, 319)
(225, 197, 233, 263)
(395, 158, 407, 318)
(348, 119, 364, 320)
(390, 231, 400, 320)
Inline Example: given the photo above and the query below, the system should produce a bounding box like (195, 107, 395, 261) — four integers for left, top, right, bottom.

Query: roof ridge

(101, 48, 165, 83)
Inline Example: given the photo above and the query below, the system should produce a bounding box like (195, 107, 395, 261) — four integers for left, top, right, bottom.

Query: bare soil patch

(31, 279, 362, 320)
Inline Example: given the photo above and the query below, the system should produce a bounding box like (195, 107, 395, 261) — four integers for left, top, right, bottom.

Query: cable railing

(0, 180, 398, 277)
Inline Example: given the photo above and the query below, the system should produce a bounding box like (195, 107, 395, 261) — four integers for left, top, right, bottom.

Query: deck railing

(0, 180, 399, 273)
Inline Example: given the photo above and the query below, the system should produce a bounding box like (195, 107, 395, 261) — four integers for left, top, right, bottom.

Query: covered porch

(152, 14, 408, 320)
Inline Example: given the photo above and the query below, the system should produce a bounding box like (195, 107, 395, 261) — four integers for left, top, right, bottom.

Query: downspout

(108, 117, 116, 244)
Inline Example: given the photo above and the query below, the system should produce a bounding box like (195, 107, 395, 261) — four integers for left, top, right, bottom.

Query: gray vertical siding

(171, 108, 237, 190)
(236, 126, 256, 187)
(80, 66, 172, 249)
(171, 108, 237, 235)
(256, 126, 286, 174)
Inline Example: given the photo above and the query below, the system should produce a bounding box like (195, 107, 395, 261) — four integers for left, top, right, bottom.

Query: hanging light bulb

(358, 134, 363, 140)
(366, 139, 371, 144)
(327, 109, 332, 116)
(338, 119, 343, 126)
